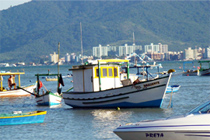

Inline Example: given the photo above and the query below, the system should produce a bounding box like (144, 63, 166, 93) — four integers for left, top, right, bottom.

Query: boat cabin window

(94, 67, 118, 78)
(114, 68, 118, 77)
(102, 68, 107, 77)
(96, 68, 99, 77)
(199, 104, 210, 113)
(108, 68, 113, 77)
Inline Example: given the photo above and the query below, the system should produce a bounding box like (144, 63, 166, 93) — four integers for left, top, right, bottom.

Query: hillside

(0, 0, 210, 63)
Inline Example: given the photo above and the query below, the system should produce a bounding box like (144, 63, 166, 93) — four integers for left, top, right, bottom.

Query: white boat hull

(114, 114, 210, 140)
(63, 74, 171, 108)
(36, 92, 62, 106)
(0, 85, 36, 98)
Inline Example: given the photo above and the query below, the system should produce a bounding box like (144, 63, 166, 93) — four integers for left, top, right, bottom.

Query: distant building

(145, 43, 159, 53)
(179, 51, 184, 60)
(70, 53, 76, 62)
(75, 56, 80, 63)
(204, 46, 210, 59)
(93, 44, 108, 58)
(65, 53, 70, 63)
(49, 52, 58, 63)
(93, 44, 142, 58)
(144, 43, 168, 53)
(146, 52, 164, 61)
(159, 43, 168, 53)
(185, 47, 194, 60)
(207, 47, 210, 59)
(184, 47, 202, 60)
(164, 52, 171, 61)
(118, 45, 127, 56)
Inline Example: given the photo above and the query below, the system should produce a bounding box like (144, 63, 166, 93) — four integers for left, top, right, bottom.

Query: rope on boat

(66, 87, 74, 92)
(17, 86, 36, 96)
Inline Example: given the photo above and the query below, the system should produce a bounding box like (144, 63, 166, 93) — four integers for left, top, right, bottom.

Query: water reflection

(92, 109, 132, 121)
(49, 104, 62, 108)
(91, 109, 133, 139)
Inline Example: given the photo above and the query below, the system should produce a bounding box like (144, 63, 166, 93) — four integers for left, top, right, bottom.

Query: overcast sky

(0, 0, 31, 11)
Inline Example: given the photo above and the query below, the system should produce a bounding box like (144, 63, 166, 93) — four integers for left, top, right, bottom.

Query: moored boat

(34, 42, 63, 106)
(198, 60, 210, 76)
(35, 91, 62, 106)
(182, 61, 198, 76)
(0, 72, 36, 98)
(0, 111, 47, 126)
(182, 70, 198, 76)
(45, 77, 57, 81)
(34, 73, 63, 106)
(63, 59, 173, 108)
(113, 100, 210, 140)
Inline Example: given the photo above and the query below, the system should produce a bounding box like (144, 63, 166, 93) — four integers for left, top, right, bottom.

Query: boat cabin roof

(0, 72, 25, 76)
(198, 60, 210, 63)
(35, 73, 60, 77)
(69, 59, 129, 71)
(0, 72, 25, 89)
(127, 65, 158, 69)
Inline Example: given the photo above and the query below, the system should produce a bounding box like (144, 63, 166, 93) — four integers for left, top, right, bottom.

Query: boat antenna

(80, 22, 83, 64)
(58, 42, 60, 74)
(57, 42, 61, 94)
(133, 32, 135, 45)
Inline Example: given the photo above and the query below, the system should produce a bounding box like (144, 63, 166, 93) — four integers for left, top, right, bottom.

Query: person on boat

(8, 75, 16, 90)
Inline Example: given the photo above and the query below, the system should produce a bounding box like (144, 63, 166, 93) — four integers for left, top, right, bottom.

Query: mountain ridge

(0, 0, 209, 63)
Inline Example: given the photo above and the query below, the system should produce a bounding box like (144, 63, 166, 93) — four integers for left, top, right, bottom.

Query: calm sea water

(1, 61, 210, 140)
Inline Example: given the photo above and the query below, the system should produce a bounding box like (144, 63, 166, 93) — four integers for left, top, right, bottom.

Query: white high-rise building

(118, 45, 126, 56)
(93, 44, 142, 57)
(49, 52, 58, 63)
(159, 43, 168, 53)
(145, 43, 160, 53)
(207, 47, 210, 59)
(70, 53, 76, 62)
(185, 47, 194, 60)
(93, 44, 108, 58)
(145, 43, 168, 53)
(65, 53, 70, 62)
(204, 46, 210, 59)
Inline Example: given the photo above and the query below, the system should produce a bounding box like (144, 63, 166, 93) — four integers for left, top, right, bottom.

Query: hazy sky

(0, 0, 31, 11)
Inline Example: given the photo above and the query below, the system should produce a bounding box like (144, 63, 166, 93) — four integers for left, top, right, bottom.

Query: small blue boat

(166, 85, 181, 93)
(0, 111, 47, 126)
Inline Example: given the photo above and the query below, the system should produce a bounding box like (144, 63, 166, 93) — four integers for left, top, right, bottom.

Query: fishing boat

(0, 111, 47, 126)
(198, 60, 210, 76)
(63, 59, 173, 108)
(45, 77, 57, 81)
(0, 72, 36, 98)
(35, 73, 64, 106)
(34, 43, 64, 106)
(113, 100, 210, 140)
(182, 61, 198, 76)
(166, 85, 181, 93)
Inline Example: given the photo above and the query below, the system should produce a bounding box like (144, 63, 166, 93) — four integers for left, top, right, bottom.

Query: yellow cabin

(70, 59, 134, 92)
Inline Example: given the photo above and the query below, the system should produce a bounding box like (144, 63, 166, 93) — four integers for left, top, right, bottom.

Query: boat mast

(133, 32, 135, 45)
(57, 42, 60, 75)
(80, 22, 83, 64)
(57, 42, 60, 93)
